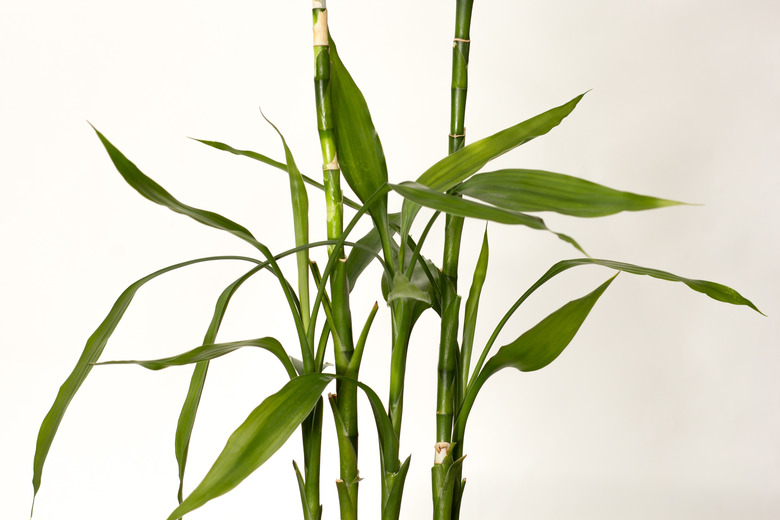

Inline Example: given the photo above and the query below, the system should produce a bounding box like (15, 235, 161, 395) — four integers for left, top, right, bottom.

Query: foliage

(31, 2, 760, 519)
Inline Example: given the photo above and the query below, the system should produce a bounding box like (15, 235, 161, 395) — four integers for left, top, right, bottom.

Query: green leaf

(31, 256, 259, 503)
(93, 126, 261, 249)
(175, 264, 264, 505)
(391, 181, 585, 254)
(543, 258, 763, 314)
(382, 456, 412, 520)
(194, 137, 363, 211)
(91, 125, 311, 365)
(329, 35, 389, 227)
(419, 94, 585, 191)
(460, 229, 489, 394)
(193, 138, 286, 171)
(168, 374, 333, 520)
(386, 272, 432, 306)
(97, 337, 297, 378)
(262, 114, 311, 324)
(457, 169, 684, 217)
(164, 371, 396, 520)
(401, 93, 586, 238)
(482, 275, 616, 377)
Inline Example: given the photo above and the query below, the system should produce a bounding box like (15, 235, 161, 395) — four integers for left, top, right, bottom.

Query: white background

(2, 1, 778, 519)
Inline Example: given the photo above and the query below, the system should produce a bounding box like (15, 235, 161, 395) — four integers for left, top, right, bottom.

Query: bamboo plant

(31, 2, 762, 520)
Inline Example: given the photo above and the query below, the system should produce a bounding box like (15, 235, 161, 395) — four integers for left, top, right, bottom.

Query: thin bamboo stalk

(435, 2, 474, 519)
(312, 3, 358, 518)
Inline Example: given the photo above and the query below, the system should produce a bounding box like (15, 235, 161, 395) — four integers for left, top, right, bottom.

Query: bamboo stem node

(324, 157, 340, 171)
(313, 10, 329, 46)
(449, 132, 465, 138)
(434, 442, 451, 465)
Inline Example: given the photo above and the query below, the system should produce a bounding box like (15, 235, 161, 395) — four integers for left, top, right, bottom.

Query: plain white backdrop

(2, 1, 778, 518)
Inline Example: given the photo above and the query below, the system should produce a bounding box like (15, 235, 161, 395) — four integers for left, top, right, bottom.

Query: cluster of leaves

(31, 18, 760, 520)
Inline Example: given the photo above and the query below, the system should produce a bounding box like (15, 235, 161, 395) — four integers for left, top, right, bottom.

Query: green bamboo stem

(387, 299, 413, 440)
(435, 2, 474, 519)
(313, 3, 358, 518)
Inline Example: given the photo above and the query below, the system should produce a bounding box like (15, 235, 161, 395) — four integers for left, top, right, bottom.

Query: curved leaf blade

(175, 264, 264, 505)
(482, 275, 616, 377)
(329, 35, 389, 222)
(549, 258, 763, 314)
(167, 374, 333, 520)
(418, 94, 585, 191)
(401, 93, 586, 238)
(457, 169, 684, 217)
(391, 181, 585, 254)
(31, 256, 259, 502)
(192, 138, 287, 171)
(98, 337, 297, 378)
(194, 138, 363, 211)
(92, 126, 260, 247)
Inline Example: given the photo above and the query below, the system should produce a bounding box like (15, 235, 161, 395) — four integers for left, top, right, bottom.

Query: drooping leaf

(194, 138, 363, 211)
(193, 138, 286, 171)
(91, 126, 310, 362)
(175, 264, 264, 504)
(480, 276, 616, 378)
(167, 374, 333, 520)
(31, 256, 260, 503)
(167, 372, 397, 519)
(93, 126, 263, 249)
(401, 93, 586, 238)
(97, 337, 297, 378)
(329, 35, 389, 228)
(541, 258, 763, 314)
(457, 169, 684, 217)
(391, 181, 585, 254)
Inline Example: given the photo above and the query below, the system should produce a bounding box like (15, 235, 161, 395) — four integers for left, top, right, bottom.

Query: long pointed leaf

(329, 35, 389, 222)
(456, 277, 617, 439)
(460, 229, 489, 396)
(544, 258, 763, 313)
(457, 169, 684, 217)
(91, 125, 312, 366)
(401, 93, 586, 238)
(98, 337, 297, 378)
(194, 138, 363, 211)
(175, 264, 264, 505)
(468, 257, 762, 394)
(482, 276, 616, 377)
(391, 181, 585, 254)
(31, 255, 260, 502)
(167, 372, 397, 519)
(167, 373, 333, 520)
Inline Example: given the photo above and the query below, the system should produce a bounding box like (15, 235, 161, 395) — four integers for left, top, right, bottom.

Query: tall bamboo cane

(434, 1, 474, 519)
(312, 3, 358, 519)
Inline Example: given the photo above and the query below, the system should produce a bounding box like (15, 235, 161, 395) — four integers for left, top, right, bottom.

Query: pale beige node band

(313, 9, 329, 46)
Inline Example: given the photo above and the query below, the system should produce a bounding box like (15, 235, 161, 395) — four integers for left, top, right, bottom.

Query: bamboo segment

(449, 0, 474, 155)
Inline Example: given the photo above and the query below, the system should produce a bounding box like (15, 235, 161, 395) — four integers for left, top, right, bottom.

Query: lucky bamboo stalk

(312, 2, 358, 518)
(434, 1, 474, 519)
